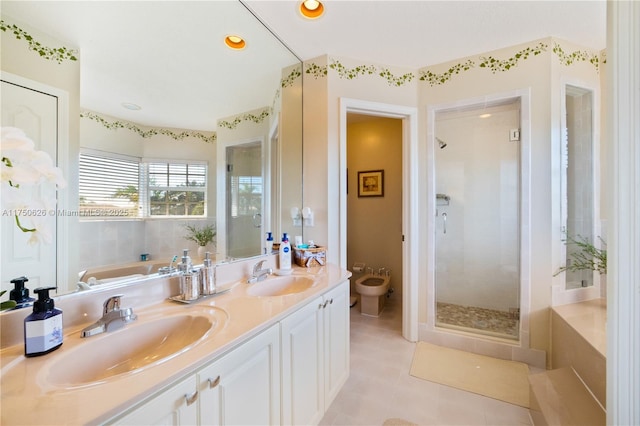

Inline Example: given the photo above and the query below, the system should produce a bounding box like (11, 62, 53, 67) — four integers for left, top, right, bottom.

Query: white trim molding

(606, 1, 640, 424)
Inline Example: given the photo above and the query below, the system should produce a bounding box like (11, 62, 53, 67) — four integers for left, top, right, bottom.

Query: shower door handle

(442, 212, 447, 234)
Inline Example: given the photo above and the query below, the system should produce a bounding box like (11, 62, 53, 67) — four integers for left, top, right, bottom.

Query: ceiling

(1, 1, 606, 131)
(245, 0, 607, 69)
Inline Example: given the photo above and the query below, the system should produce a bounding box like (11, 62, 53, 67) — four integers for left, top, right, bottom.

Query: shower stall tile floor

(436, 302, 519, 339)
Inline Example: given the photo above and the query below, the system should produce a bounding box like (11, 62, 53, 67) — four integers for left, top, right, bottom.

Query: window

(230, 175, 262, 217)
(78, 152, 207, 218)
(147, 162, 207, 216)
(79, 152, 140, 217)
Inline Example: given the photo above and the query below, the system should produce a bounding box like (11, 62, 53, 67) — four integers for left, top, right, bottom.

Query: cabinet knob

(185, 391, 198, 406)
(322, 300, 329, 309)
(329, 298, 333, 304)
(208, 376, 221, 389)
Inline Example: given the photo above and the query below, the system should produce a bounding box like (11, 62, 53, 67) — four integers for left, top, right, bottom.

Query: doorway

(434, 99, 522, 340)
(347, 114, 403, 325)
(339, 98, 419, 342)
(225, 141, 263, 259)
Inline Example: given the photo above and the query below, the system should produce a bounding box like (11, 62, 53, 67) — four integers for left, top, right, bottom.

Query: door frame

(339, 98, 419, 342)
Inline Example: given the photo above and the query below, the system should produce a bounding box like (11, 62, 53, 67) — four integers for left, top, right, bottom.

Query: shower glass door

(434, 100, 521, 340)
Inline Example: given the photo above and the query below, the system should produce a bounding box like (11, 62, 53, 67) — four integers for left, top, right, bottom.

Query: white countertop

(0, 264, 350, 425)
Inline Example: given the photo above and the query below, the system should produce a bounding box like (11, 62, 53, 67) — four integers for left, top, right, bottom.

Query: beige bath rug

(382, 418, 417, 426)
(410, 342, 530, 408)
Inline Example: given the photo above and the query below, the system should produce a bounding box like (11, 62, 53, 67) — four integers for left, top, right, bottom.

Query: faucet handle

(103, 294, 124, 315)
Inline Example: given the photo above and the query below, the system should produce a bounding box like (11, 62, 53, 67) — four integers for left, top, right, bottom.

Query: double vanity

(0, 258, 351, 425)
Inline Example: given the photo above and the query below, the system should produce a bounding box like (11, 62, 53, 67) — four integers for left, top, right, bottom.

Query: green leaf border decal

(419, 59, 475, 86)
(281, 66, 302, 88)
(305, 63, 328, 79)
(80, 111, 217, 144)
(0, 19, 78, 64)
(218, 108, 271, 130)
(479, 42, 548, 73)
(552, 42, 604, 73)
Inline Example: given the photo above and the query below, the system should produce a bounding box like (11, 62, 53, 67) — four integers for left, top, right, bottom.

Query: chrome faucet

(247, 260, 272, 284)
(80, 294, 137, 338)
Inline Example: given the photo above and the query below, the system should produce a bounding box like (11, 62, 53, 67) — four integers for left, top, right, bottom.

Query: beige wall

(347, 117, 403, 298)
(304, 37, 603, 366)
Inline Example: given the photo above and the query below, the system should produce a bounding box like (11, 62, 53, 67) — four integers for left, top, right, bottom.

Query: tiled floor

(436, 302, 519, 340)
(320, 295, 533, 426)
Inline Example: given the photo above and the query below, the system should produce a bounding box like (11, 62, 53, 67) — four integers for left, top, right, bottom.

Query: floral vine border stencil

(552, 42, 605, 73)
(218, 108, 271, 130)
(307, 60, 415, 87)
(0, 19, 78, 64)
(478, 42, 548, 73)
(419, 59, 476, 86)
(80, 111, 217, 144)
(305, 41, 603, 88)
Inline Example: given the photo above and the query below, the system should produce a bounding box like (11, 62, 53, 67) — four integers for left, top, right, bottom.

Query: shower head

(436, 137, 447, 149)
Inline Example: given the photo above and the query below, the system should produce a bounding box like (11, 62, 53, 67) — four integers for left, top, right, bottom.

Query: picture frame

(357, 170, 384, 197)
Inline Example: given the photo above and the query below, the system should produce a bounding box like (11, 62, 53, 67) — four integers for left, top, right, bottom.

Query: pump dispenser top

(10, 276, 35, 307)
(179, 249, 192, 273)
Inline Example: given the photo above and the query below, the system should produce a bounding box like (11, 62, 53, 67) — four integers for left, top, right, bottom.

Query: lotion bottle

(266, 232, 274, 254)
(279, 232, 292, 270)
(24, 287, 63, 357)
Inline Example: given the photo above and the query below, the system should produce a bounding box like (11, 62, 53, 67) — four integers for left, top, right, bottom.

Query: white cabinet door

(281, 280, 350, 425)
(198, 324, 280, 426)
(112, 375, 199, 426)
(323, 281, 350, 406)
(280, 296, 325, 425)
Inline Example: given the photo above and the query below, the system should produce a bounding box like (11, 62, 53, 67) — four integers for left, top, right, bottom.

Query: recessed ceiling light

(121, 102, 141, 111)
(300, 0, 324, 19)
(479, 113, 492, 118)
(225, 35, 246, 50)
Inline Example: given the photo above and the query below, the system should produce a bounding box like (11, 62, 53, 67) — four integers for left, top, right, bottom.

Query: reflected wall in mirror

(0, 1, 302, 299)
(562, 84, 597, 289)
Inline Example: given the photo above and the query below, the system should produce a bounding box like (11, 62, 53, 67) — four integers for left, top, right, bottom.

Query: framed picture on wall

(357, 170, 384, 197)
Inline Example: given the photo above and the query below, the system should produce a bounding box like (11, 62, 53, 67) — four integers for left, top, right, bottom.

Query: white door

(1, 80, 58, 293)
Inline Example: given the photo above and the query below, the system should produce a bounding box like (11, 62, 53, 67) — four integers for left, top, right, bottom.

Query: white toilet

(354, 273, 391, 316)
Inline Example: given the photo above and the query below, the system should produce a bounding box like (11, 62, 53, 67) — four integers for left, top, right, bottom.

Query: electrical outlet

(510, 129, 520, 141)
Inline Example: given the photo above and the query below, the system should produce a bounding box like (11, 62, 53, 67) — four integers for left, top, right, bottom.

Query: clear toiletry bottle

(279, 232, 292, 270)
(24, 287, 63, 357)
(200, 252, 216, 295)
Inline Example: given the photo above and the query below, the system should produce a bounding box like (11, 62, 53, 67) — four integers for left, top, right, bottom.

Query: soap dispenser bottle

(24, 287, 63, 357)
(10, 276, 35, 309)
(266, 232, 274, 254)
(279, 233, 292, 271)
(200, 252, 216, 295)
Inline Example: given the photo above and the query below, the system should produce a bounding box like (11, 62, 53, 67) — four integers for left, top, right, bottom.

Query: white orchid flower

(1, 126, 65, 245)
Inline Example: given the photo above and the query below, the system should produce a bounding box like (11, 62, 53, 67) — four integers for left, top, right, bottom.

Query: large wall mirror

(561, 84, 599, 290)
(1, 1, 302, 298)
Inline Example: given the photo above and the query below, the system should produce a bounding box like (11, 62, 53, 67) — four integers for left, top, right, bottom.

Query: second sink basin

(247, 275, 316, 297)
(41, 307, 226, 388)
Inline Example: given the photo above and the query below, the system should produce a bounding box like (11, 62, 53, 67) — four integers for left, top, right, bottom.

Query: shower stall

(434, 99, 521, 340)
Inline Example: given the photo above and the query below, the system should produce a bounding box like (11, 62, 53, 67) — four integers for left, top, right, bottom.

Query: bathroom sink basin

(42, 308, 225, 388)
(247, 275, 316, 297)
